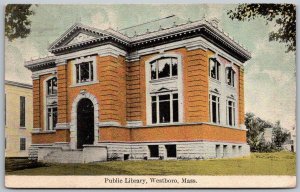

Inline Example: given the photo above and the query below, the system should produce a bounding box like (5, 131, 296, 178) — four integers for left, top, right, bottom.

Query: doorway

(77, 98, 94, 149)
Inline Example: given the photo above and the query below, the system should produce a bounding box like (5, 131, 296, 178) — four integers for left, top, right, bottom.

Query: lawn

(6, 151, 296, 175)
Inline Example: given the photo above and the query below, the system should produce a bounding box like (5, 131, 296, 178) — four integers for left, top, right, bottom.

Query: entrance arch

(77, 98, 94, 149)
(70, 91, 99, 149)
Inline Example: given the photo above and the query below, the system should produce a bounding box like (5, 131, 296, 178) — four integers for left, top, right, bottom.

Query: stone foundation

(29, 141, 250, 163)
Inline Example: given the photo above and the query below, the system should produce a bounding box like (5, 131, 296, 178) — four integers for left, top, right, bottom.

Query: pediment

(66, 32, 98, 46)
(48, 23, 108, 51)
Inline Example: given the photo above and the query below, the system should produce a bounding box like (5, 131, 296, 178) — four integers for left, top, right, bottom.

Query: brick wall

(99, 124, 246, 143)
(33, 79, 40, 128)
(239, 67, 245, 125)
(66, 55, 127, 125)
(57, 64, 68, 123)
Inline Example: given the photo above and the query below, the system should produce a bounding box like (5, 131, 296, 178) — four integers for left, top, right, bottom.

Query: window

(223, 145, 228, 157)
(47, 77, 57, 95)
(151, 93, 179, 124)
(148, 145, 159, 158)
(227, 100, 236, 126)
(20, 96, 25, 127)
(20, 138, 26, 151)
(150, 57, 178, 80)
(47, 106, 57, 130)
(216, 145, 221, 158)
(209, 58, 220, 80)
(209, 94, 220, 124)
(165, 145, 177, 158)
(76, 61, 94, 83)
(226, 67, 235, 87)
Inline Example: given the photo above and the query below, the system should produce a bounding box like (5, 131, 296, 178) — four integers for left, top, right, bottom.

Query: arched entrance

(77, 98, 94, 149)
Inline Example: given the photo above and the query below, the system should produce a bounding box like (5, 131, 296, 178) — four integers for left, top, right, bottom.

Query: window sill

(70, 80, 99, 87)
(226, 84, 236, 90)
(150, 76, 178, 83)
(209, 77, 221, 84)
(19, 127, 26, 129)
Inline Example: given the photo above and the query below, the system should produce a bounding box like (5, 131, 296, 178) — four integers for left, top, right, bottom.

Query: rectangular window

(47, 107, 57, 130)
(227, 100, 236, 126)
(210, 94, 220, 124)
(165, 145, 177, 158)
(20, 96, 25, 127)
(173, 94, 179, 122)
(76, 61, 94, 83)
(226, 68, 235, 87)
(151, 93, 179, 124)
(47, 77, 57, 95)
(216, 145, 221, 158)
(209, 58, 220, 80)
(151, 96, 157, 124)
(148, 145, 159, 158)
(171, 58, 178, 76)
(159, 95, 170, 123)
(20, 138, 26, 151)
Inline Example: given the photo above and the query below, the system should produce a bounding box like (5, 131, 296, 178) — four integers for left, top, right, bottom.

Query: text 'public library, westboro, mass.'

(25, 18, 251, 163)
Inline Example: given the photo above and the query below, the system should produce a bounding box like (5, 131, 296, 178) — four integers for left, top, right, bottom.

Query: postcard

(4, 3, 296, 188)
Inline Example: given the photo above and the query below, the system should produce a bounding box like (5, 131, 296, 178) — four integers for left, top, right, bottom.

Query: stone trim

(70, 91, 99, 149)
(55, 123, 70, 130)
(98, 121, 121, 127)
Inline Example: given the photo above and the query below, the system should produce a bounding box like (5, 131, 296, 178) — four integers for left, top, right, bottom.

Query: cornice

(5, 80, 32, 89)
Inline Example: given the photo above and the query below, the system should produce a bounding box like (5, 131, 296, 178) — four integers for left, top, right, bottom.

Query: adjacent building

(5, 80, 33, 157)
(25, 18, 251, 163)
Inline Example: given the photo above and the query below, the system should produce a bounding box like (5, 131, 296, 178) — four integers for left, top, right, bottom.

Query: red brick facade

(27, 21, 250, 150)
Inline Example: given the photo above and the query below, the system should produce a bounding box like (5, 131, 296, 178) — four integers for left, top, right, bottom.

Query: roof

(5, 80, 33, 89)
(25, 17, 252, 70)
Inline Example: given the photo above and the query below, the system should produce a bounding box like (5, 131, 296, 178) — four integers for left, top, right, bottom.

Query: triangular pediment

(48, 23, 108, 51)
(66, 32, 98, 46)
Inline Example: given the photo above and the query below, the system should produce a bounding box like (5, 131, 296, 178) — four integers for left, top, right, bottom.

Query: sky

(4, 4, 296, 130)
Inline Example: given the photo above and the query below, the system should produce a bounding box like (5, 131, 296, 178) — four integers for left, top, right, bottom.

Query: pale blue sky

(5, 4, 296, 130)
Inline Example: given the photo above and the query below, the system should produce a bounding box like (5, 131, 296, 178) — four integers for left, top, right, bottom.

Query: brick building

(25, 18, 251, 163)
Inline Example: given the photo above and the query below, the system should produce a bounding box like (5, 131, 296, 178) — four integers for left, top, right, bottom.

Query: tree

(227, 4, 296, 53)
(272, 121, 290, 148)
(245, 113, 272, 151)
(5, 4, 34, 41)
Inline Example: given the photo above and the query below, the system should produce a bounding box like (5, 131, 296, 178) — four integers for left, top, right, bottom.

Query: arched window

(225, 67, 235, 87)
(150, 57, 178, 80)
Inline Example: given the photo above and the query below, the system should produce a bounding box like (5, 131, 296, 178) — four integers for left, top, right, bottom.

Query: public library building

(25, 18, 251, 163)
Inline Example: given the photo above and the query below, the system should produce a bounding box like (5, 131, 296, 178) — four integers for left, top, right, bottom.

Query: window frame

(44, 75, 58, 131)
(20, 96, 26, 128)
(46, 77, 58, 96)
(150, 57, 178, 81)
(72, 56, 97, 86)
(209, 58, 221, 81)
(151, 92, 179, 125)
(146, 53, 183, 125)
(225, 67, 236, 87)
(46, 105, 58, 131)
(209, 93, 220, 124)
(226, 99, 236, 127)
(20, 137, 26, 151)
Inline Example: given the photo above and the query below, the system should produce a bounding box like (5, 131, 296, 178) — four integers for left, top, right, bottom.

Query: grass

(6, 151, 296, 175)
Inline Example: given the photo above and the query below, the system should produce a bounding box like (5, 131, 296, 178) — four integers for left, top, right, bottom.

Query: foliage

(272, 121, 291, 148)
(5, 4, 34, 41)
(227, 4, 296, 52)
(245, 113, 291, 152)
(245, 112, 271, 152)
